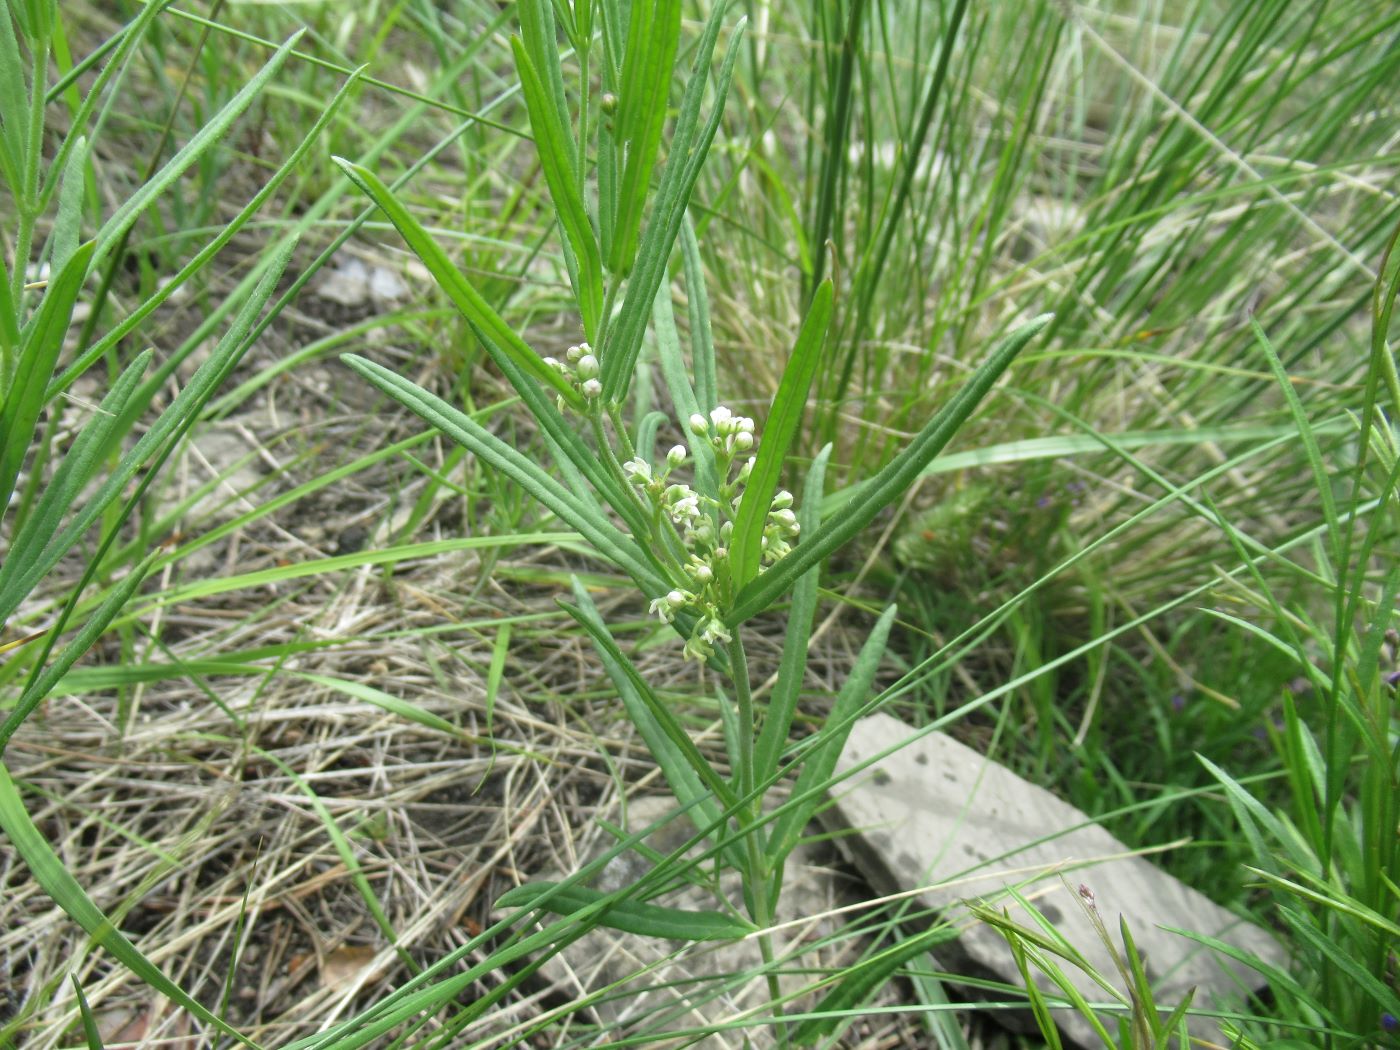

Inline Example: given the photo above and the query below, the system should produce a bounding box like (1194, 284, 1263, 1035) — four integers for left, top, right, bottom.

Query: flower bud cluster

(625, 405, 802, 661)
(542, 342, 602, 405)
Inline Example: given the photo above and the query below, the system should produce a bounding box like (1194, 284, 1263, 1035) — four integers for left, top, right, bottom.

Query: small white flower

(581, 378, 603, 399)
(666, 444, 687, 467)
(623, 457, 652, 484)
(769, 508, 798, 530)
(648, 595, 675, 622)
(699, 616, 731, 646)
(709, 405, 733, 428)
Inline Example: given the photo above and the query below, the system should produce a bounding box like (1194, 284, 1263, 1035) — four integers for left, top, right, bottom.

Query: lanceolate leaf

(754, 445, 831, 788)
(600, 11, 744, 403)
(332, 158, 583, 411)
(727, 313, 1052, 625)
(570, 579, 739, 867)
(770, 604, 895, 860)
(731, 280, 832, 589)
(510, 35, 603, 338)
(495, 880, 752, 941)
(607, 0, 681, 275)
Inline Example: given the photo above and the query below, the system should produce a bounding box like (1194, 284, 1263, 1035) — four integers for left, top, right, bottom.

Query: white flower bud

(581, 378, 603, 398)
(691, 562, 713, 584)
(709, 405, 732, 426)
(731, 431, 754, 451)
(576, 353, 600, 379)
(772, 490, 793, 510)
(623, 457, 652, 484)
(770, 508, 797, 529)
(543, 356, 564, 372)
(667, 589, 686, 606)
(666, 444, 687, 467)
(565, 344, 584, 362)
(689, 413, 708, 434)
(712, 546, 727, 559)
(737, 415, 755, 433)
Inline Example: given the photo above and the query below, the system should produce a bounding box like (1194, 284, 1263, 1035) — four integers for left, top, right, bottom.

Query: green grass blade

(510, 34, 602, 338)
(728, 313, 1051, 625)
(341, 354, 665, 593)
(792, 921, 951, 1046)
(333, 158, 584, 411)
(0, 239, 295, 621)
(607, 0, 680, 275)
(0, 349, 151, 622)
(70, 975, 106, 1049)
(0, 239, 93, 510)
(0, 550, 158, 753)
(47, 66, 363, 402)
(494, 880, 751, 941)
(0, 761, 261, 1047)
(753, 444, 831, 789)
(600, 11, 743, 402)
(730, 279, 832, 588)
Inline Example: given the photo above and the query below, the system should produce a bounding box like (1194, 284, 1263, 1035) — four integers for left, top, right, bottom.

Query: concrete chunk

(822, 713, 1286, 1046)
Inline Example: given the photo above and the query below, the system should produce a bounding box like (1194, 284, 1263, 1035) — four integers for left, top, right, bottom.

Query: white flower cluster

(542, 342, 602, 403)
(626, 404, 802, 661)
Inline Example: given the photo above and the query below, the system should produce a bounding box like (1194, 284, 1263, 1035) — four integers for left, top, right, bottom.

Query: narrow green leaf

(600, 11, 743, 402)
(561, 595, 739, 812)
(342, 354, 665, 593)
(51, 133, 87, 277)
(495, 880, 751, 941)
(510, 36, 603, 338)
(569, 579, 736, 861)
(0, 552, 158, 753)
(679, 213, 716, 413)
(731, 280, 832, 588)
(70, 976, 106, 1050)
(1, 349, 151, 619)
(92, 31, 303, 265)
(1, 239, 295, 623)
(48, 67, 363, 403)
(728, 313, 1051, 626)
(754, 445, 830, 787)
(771, 605, 896, 858)
(0, 240, 93, 510)
(608, 0, 681, 275)
(651, 276, 718, 498)
(332, 158, 583, 411)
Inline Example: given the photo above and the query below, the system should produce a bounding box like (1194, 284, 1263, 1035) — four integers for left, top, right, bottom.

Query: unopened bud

(689, 413, 708, 434)
(576, 353, 600, 379)
(600, 92, 618, 114)
(581, 378, 602, 398)
(667, 444, 687, 467)
(732, 431, 754, 451)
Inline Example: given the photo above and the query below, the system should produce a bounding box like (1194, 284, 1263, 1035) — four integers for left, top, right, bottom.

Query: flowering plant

(335, 0, 1049, 1039)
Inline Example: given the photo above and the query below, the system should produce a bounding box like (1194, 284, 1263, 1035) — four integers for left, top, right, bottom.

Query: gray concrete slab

(822, 712, 1287, 1047)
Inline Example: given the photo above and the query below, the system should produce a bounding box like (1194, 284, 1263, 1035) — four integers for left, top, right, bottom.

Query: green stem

(728, 632, 788, 1047)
